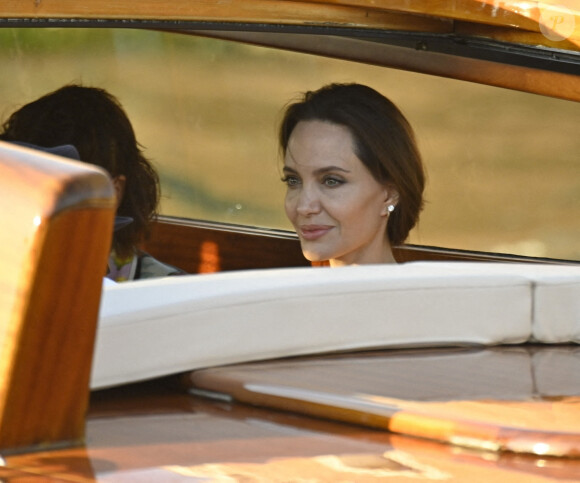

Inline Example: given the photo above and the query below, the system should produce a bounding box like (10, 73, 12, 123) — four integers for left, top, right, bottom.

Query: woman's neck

(328, 243, 397, 267)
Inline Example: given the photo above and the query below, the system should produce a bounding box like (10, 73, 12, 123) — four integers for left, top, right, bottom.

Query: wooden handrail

(0, 142, 115, 453)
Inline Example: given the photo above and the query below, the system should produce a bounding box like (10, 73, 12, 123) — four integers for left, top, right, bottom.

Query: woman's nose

(295, 184, 321, 216)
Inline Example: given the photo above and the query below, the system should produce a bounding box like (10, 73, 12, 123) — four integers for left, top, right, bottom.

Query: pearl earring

(387, 204, 395, 213)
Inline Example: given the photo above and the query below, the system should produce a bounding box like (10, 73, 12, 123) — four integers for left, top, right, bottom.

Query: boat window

(1, 28, 578, 261)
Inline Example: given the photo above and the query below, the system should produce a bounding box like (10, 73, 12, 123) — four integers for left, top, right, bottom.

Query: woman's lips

(299, 225, 333, 241)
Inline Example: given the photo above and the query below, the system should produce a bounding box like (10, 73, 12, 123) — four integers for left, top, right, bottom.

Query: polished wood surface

(2, 0, 578, 52)
(144, 217, 310, 273)
(0, 142, 115, 453)
(144, 216, 576, 274)
(3, 1, 579, 102)
(1, 0, 576, 42)
(1, 349, 578, 481)
(194, 30, 580, 103)
(392, 244, 580, 265)
(188, 346, 580, 458)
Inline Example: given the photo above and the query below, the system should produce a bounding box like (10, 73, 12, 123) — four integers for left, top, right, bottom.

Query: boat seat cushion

(93, 263, 536, 389)
(410, 262, 580, 344)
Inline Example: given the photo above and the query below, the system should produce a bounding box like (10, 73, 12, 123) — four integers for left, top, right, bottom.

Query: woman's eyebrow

(313, 166, 351, 175)
(283, 165, 351, 175)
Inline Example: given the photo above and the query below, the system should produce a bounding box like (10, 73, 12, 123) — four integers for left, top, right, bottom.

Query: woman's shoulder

(137, 251, 186, 279)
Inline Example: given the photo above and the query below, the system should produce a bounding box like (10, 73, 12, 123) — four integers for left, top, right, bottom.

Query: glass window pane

(1, 28, 578, 260)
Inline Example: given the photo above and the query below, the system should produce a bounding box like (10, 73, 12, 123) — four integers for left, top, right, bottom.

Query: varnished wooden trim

(454, 21, 580, 52)
(0, 0, 451, 32)
(2, 0, 578, 48)
(393, 244, 580, 265)
(2, 1, 578, 100)
(191, 30, 580, 102)
(0, 0, 568, 31)
(144, 217, 309, 274)
(0, 143, 115, 453)
(144, 216, 578, 275)
(189, 350, 580, 457)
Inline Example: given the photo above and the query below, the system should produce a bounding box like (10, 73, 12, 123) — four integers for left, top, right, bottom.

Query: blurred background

(1, 28, 578, 260)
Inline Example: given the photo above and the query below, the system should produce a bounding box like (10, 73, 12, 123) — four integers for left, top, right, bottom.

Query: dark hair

(0, 84, 159, 257)
(279, 83, 425, 245)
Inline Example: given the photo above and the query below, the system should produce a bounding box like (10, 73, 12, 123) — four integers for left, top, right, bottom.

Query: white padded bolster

(92, 263, 531, 389)
(533, 270, 580, 343)
(410, 262, 580, 344)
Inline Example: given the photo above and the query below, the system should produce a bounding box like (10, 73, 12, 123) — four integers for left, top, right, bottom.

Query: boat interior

(0, 1, 579, 479)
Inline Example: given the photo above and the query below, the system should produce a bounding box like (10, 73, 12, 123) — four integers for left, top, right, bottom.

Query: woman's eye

(323, 176, 344, 187)
(281, 175, 301, 187)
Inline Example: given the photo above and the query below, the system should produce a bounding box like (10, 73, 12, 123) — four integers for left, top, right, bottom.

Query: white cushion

(410, 262, 580, 343)
(92, 263, 531, 389)
(533, 269, 580, 343)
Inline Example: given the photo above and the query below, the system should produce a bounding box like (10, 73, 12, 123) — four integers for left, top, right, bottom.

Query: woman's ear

(112, 175, 126, 210)
(381, 184, 400, 216)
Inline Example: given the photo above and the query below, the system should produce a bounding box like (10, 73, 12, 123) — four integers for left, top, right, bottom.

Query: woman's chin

(302, 249, 329, 263)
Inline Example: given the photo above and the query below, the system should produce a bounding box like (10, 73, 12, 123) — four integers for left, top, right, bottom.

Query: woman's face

(283, 120, 398, 266)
